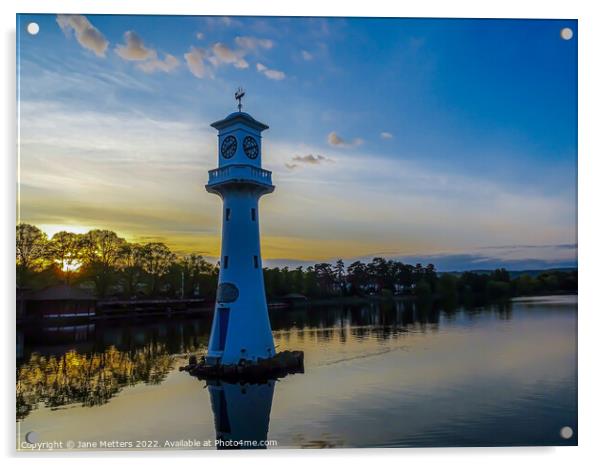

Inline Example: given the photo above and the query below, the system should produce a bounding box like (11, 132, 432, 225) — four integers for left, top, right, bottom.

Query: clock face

(220, 135, 237, 159)
(243, 136, 259, 159)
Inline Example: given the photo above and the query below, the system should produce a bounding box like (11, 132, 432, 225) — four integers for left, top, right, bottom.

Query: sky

(16, 15, 577, 271)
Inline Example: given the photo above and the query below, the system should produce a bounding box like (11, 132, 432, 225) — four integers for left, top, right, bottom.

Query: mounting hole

(560, 27, 573, 40)
(560, 426, 573, 439)
(25, 431, 39, 444)
(26, 22, 40, 35)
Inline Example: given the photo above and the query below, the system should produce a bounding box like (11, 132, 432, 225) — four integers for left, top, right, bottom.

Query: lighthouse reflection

(207, 379, 276, 449)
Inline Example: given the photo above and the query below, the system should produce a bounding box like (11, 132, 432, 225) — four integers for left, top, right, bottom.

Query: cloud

(301, 50, 313, 60)
(380, 132, 393, 139)
(285, 154, 334, 170)
(115, 31, 156, 61)
(327, 131, 363, 148)
(256, 62, 286, 80)
(114, 31, 179, 74)
(196, 32, 204, 40)
(56, 15, 109, 57)
(137, 54, 180, 74)
(220, 17, 240, 27)
(385, 251, 577, 272)
(209, 42, 249, 68)
(184, 46, 209, 78)
(182, 34, 279, 80)
(294, 154, 334, 164)
(235, 36, 274, 50)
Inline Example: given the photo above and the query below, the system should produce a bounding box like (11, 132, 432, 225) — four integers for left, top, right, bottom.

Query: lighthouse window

(226, 208, 231, 221)
(251, 208, 256, 221)
(254, 255, 259, 268)
(223, 256, 229, 269)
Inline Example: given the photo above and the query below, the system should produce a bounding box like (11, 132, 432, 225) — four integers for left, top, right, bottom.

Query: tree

(46, 231, 83, 284)
(16, 223, 48, 285)
(314, 263, 336, 296)
(179, 254, 215, 298)
(347, 261, 368, 295)
(492, 268, 510, 283)
(140, 243, 175, 296)
(303, 266, 319, 297)
(80, 230, 126, 297)
(334, 259, 346, 295)
(117, 242, 144, 298)
(437, 273, 459, 301)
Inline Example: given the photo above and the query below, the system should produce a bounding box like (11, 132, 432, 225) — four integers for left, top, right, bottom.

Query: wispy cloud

(256, 62, 286, 80)
(137, 54, 180, 74)
(380, 131, 393, 139)
(235, 36, 274, 50)
(18, 100, 218, 253)
(301, 50, 313, 61)
(56, 15, 109, 57)
(327, 131, 363, 148)
(286, 154, 334, 170)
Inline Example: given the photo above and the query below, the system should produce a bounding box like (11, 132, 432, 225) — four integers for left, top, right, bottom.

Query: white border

(2, 1, 601, 465)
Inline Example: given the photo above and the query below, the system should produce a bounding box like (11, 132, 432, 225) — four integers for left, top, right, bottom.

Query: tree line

(16, 223, 577, 301)
(263, 258, 577, 301)
(16, 224, 218, 299)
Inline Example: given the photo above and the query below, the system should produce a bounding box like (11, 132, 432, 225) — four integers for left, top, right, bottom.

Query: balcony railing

(207, 164, 273, 188)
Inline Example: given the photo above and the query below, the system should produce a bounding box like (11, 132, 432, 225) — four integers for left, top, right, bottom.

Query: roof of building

(210, 111, 269, 132)
(27, 284, 96, 301)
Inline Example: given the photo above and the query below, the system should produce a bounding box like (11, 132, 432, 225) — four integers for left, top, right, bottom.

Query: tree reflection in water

(16, 342, 203, 420)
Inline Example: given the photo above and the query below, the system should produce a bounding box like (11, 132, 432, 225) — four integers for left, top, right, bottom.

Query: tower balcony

(206, 164, 274, 194)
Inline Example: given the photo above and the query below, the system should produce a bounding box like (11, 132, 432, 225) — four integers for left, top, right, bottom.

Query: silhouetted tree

(47, 231, 83, 284)
(117, 242, 144, 298)
(80, 230, 126, 297)
(16, 223, 48, 286)
(140, 242, 176, 296)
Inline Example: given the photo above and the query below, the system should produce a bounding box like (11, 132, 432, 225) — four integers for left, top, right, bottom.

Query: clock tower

(205, 91, 276, 366)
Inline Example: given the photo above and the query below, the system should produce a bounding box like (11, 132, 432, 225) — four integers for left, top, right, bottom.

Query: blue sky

(16, 15, 577, 270)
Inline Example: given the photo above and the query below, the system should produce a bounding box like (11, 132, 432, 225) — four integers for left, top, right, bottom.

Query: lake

(16, 295, 577, 450)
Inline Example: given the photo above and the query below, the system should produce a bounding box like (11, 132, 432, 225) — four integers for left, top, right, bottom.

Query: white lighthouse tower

(205, 90, 276, 366)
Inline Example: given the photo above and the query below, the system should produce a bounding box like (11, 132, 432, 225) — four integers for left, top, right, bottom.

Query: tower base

(180, 350, 304, 382)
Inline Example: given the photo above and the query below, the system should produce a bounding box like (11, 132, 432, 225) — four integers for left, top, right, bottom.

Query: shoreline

(16, 292, 577, 327)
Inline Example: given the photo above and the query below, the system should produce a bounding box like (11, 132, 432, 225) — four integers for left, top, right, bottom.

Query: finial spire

(235, 87, 245, 112)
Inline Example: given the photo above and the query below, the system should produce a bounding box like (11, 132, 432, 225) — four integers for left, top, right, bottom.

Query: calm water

(16, 295, 577, 449)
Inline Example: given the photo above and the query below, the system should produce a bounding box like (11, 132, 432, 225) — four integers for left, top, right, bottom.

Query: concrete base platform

(180, 350, 304, 382)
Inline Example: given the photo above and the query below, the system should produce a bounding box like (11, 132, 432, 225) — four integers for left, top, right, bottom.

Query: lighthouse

(205, 90, 276, 366)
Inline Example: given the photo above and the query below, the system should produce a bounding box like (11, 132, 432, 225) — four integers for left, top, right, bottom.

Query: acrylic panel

(16, 14, 577, 451)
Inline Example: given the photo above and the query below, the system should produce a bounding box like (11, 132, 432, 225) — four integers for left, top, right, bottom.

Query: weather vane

(235, 87, 245, 112)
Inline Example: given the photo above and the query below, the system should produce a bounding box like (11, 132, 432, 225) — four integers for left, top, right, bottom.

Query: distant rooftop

(27, 284, 96, 301)
(211, 111, 269, 132)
